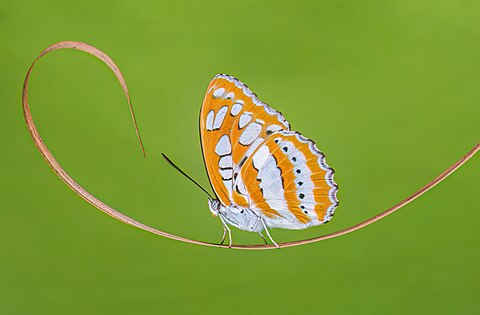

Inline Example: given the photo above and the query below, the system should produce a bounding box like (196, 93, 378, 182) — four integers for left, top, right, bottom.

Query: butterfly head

(207, 198, 222, 217)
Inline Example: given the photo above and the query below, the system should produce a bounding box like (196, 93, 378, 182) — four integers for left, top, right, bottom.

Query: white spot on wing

(257, 155, 288, 212)
(235, 174, 248, 195)
(276, 139, 315, 204)
(226, 92, 235, 100)
(212, 74, 291, 130)
(215, 135, 231, 156)
(213, 88, 225, 98)
(231, 103, 242, 116)
(252, 146, 270, 170)
(219, 155, 233, 168)
(223, 179, 233, 197)
(206, 110, 214, 130)
(232, 137, 264, 176)
(213, 106, 228, 130)
(239, 122, 262, 146)
(238, 113, 252, 129)
(219, 168, 232, 180)
(266, 124, 282, 134)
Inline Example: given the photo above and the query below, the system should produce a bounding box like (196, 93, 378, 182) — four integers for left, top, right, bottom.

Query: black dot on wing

(275, 139, 279, 143)
(266, 130, 273, 135)
(292, 157, 297, 162)
(283, 147, 288, 152)
(299, 193, 305, 199)
(296, 169, 301, 174)
(304, 210, 308, 214)
(298, 181, 303, 186)
(300, 205, 305, 209)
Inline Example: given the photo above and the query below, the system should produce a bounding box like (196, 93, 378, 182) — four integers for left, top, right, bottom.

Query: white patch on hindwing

(291, 132, 338, 208)
(272, 137, 318, 219)
(277, 131, 339, 223)
(234, 173, 248, 195)
(252, 145, 270, 169)
(254, 153, 288, 212)
(251, 148, 299, 224)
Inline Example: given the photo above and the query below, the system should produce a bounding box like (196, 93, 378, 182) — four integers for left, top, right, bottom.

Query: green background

(1, 0, 479, 314)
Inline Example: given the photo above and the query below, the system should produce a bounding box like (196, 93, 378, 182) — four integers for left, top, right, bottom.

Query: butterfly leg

(258, 232, 268, 245)
(218, 214, 232, 248)
(220, 225, 227, 245)
(259, 217, 280, 248)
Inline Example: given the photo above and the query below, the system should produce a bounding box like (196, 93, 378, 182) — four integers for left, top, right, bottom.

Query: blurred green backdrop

(1, 0, 479, 314)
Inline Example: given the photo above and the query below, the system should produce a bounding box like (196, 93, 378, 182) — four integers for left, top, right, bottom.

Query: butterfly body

(200, 74, 339, 247)
(208, 199, 264, 233)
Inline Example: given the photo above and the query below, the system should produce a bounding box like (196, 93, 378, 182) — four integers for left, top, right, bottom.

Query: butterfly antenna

(161, 153, 215, 199)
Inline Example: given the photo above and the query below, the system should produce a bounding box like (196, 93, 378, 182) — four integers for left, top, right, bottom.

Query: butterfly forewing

(200, 74, 338, 229)
(200, 74, 290, 207)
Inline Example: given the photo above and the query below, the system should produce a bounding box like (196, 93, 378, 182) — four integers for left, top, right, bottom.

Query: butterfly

(163, 74, 338, 248)
(198, 74, 339, 248)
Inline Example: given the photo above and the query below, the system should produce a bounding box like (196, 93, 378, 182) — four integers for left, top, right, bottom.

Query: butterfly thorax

(208, 199, 264, 232)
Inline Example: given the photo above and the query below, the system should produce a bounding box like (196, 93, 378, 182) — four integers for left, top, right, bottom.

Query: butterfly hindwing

(235, 131, 338, 229)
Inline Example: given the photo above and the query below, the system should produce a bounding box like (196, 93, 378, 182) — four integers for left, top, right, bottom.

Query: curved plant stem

(22, 41, 480, 250)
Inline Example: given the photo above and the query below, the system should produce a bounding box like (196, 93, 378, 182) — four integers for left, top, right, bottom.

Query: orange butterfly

(165, 74, 338, 248)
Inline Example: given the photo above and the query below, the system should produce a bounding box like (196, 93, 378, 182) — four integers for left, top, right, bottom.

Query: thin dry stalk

(22, 41, 480, 250)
